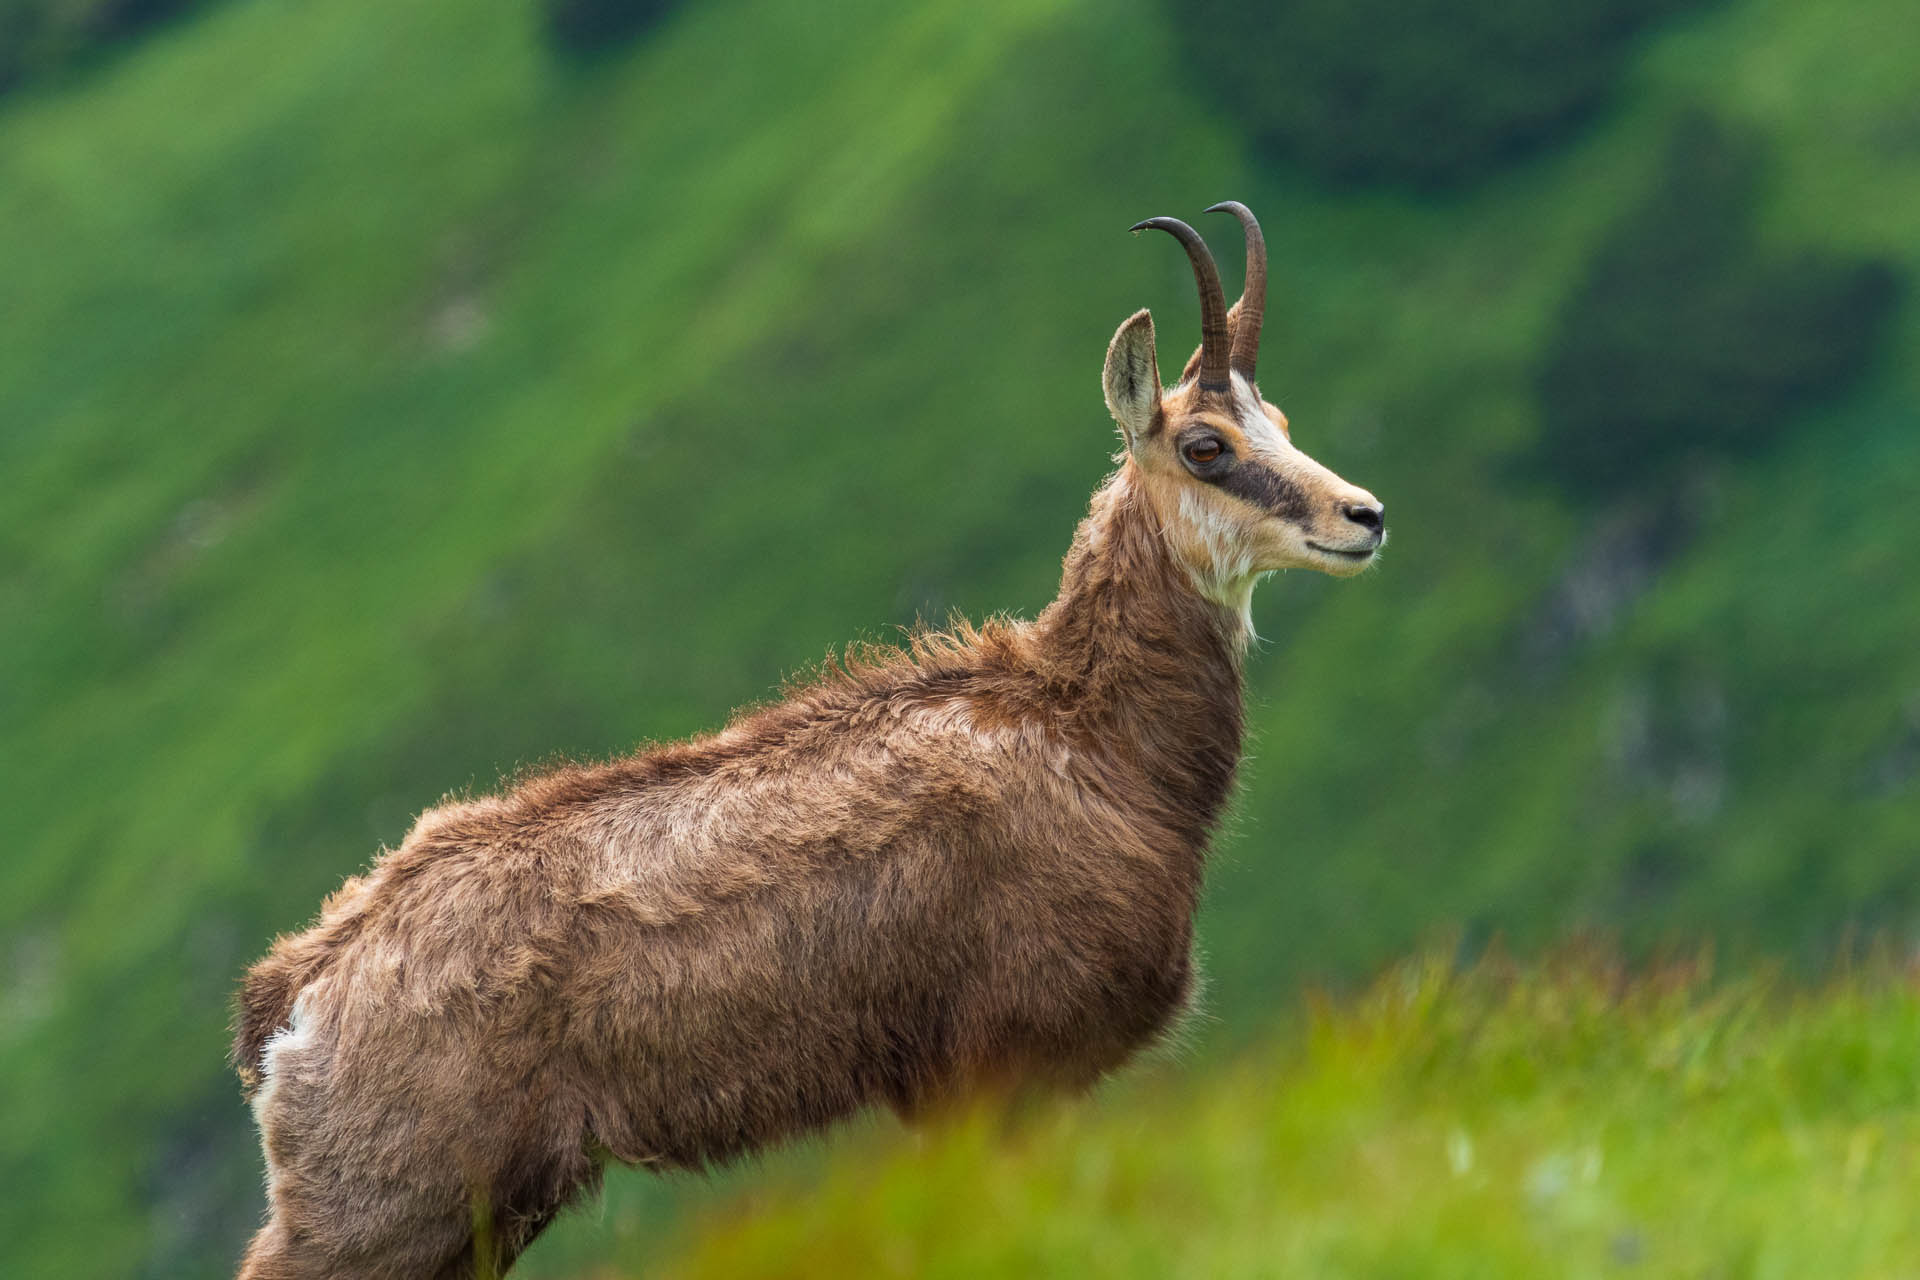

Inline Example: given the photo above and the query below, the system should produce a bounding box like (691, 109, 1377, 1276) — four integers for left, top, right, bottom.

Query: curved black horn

(1205, 201, 1266, 382)
(1130, 216, 1231, 393)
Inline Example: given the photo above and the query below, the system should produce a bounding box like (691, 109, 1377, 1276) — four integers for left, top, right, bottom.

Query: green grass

(3, 0, 1918, 1272)
(602, 949, 1920, 1279)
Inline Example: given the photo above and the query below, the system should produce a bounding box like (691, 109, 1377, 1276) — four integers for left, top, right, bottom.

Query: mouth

(1307, 541, 1377, 562)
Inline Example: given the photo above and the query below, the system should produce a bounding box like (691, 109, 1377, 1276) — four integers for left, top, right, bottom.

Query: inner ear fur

(1103, 309, 1163, 446)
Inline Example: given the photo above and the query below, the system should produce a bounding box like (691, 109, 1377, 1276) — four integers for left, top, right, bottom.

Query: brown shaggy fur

(232, 210, 1382, 1278)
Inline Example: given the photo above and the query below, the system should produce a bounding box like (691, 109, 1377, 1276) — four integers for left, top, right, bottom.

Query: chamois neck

(1037, 463, 1246, 672)
(1031, 463, 1246, 836)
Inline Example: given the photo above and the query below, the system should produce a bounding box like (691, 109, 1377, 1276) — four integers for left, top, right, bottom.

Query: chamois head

(1104, 202, 1385, 617)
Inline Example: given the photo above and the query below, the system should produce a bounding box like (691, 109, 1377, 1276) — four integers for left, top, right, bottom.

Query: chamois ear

(1103, 308, 1163, 448)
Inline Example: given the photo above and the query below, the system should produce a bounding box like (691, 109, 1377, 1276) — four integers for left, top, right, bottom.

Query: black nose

(1343, 503, 1384, 532)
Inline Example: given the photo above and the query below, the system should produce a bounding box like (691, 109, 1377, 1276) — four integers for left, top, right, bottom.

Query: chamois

(232, 202, 1385, 1279)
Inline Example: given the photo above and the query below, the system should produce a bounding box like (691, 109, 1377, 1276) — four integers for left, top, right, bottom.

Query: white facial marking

(1174, 489, 1257, 635)
(1230, 375, 1294, 467)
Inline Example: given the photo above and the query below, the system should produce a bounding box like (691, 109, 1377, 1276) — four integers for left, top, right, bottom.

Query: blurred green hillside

(2, 0, 1916, 1274)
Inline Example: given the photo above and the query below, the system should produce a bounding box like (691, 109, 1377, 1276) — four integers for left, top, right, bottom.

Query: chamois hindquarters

(236, 822, 619, 1277)
(233, 915, 353, 1097)
(242, 961, 600, 1279)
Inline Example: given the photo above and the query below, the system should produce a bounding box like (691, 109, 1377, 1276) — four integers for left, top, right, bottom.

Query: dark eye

(1184, 438, 1223, 465)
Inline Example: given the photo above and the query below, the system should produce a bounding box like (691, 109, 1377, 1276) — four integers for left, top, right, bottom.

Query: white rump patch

(251, 989, 316, 1126)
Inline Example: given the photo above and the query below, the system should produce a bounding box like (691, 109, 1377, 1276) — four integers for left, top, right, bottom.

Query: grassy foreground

(562, 950, 1920, 1279)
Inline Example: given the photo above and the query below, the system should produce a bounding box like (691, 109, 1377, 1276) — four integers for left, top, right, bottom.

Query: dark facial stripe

(1214, 462, 1310, 521)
